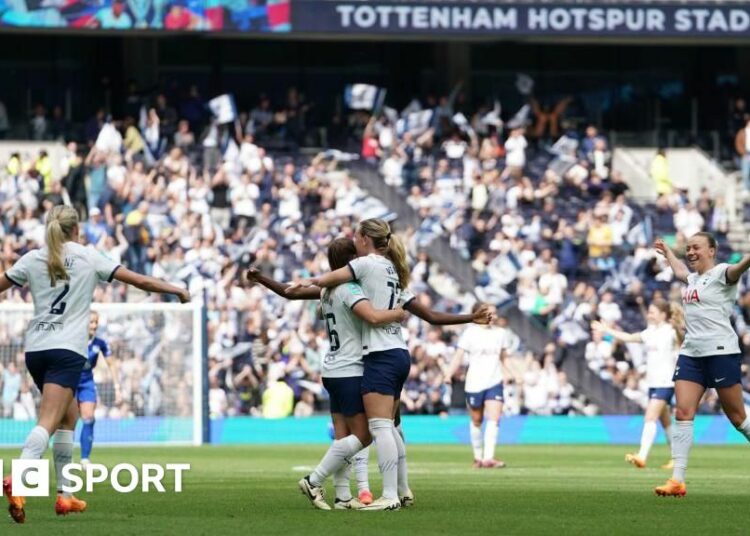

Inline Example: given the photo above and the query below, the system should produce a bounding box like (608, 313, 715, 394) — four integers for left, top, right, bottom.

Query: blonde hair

(46, 206, 78, 286)
(358, 218, 410, 289)
(653, 299, 685, 346)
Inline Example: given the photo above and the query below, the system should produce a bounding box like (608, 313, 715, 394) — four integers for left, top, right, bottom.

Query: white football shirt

(6, 242, 120, 358)
(348, 254, 407, 354)
(640, 323, 678, 388)
(680, 263, 740, 357)
(458, 324, 508, 393)
(320, 282, 367, 378)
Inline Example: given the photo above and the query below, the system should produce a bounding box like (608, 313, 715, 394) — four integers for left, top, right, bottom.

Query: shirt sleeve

(717, 263, 734, 286)
(640, 328, 650, 344)
(339, 282, 369, 310)
(87, 246, 120, 283)
(347, 256, 371, 281)
(399, 288, 416, 307)
(5, 251, 33, 287)
(100, 339, 112, 358)
(457, 328, 473, 352)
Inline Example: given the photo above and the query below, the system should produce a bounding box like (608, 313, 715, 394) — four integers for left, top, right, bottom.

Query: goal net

(0, 302, 205, 446)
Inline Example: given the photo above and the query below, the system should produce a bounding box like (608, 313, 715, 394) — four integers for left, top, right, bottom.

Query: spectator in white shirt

(673, 202, 704, 238)
(597, 291, 622, 324)
(504, 128, 527, 170)
(230, 173, 260, 228)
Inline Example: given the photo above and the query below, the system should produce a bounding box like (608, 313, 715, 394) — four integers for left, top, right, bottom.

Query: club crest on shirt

(682, 288, 700, 304)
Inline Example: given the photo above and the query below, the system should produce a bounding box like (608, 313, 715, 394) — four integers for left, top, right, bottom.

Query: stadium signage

(293, 2, 750, 37)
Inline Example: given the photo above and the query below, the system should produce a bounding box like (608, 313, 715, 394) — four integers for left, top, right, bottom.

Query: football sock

(368, 418, 398, 500)
(663, 424, 673, 447)
(80, 418, 95, 460)
(470, 423, 483, 461)
(638, 421, 657, 460)
(53, 430, 74, 498)
(734, 416, 750, 442)
(309, 434, 363, 488)
(483, 421, 499, 461)
(20, 426, 49, 460)
(391, 425, 410, 496)
(333, 463, 353, 501)
(352, 446, 370, 492)
(671, 420, 694, 483)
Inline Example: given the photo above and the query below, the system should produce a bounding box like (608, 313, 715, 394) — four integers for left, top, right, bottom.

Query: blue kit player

(78, 311, 120, 465)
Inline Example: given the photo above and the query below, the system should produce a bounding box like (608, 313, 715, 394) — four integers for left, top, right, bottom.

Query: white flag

(383, 106, 399, 125)
(344, 84, 385, 110)
(208, 94, 237, 124)
(406, 109, 434, 135)
(481, 100, 503, 128)
(516, 73, 535, 96)
(400, 99, 422, 118)
(507, 104, 531, 129)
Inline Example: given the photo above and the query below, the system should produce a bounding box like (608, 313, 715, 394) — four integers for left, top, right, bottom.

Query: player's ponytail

(358, 218, 410, 289)
(386, 233, 410, 289)
(46, 205, 79, 287)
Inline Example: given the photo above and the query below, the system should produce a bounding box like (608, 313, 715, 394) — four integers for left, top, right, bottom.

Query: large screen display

(0, 0, 290, 31)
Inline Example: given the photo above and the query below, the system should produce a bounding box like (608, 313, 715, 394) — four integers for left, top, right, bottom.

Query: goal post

(0, 301, 207, 447)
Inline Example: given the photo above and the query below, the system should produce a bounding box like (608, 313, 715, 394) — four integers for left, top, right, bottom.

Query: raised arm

(726, 254, 750, 285)
(113, 267, 190, 303)
(351, 301, 407, 326)
(406, 300, 492, 326)
(245, 268, 321, 300)
(654, 238, 689, 284)
(591, 320, 642, 343)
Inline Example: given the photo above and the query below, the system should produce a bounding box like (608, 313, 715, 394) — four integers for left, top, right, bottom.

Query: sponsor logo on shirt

(682, 289, 700, 304)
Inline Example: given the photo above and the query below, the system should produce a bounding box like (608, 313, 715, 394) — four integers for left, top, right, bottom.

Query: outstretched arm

(591, 320, 642, 343)
(654, 238, 689, 284)
(405, 300, 493, 326)
(286, 266, 353, 293)
(113, 267, 190, 303)
(726, 254, 750, 285)
(245, 268, 321, 300)
(352, 301, 407, 326)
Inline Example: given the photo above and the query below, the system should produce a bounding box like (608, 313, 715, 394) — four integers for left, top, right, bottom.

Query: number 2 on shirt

(50, 284, 70, 315)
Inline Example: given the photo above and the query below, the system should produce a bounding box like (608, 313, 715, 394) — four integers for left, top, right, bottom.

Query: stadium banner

(292, 1, 750, 39)
(4, 0, 750, 38)
(210, 415, 750, 445)
(0, 417, 194, 447)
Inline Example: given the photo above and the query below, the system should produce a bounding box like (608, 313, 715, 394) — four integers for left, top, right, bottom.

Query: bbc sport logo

(0, 460, 190, 496)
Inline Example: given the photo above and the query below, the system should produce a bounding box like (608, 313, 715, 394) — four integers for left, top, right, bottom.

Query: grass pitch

(0, 444, 748, 535)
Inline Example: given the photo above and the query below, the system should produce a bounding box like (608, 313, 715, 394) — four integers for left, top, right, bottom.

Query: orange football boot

(55, 494, 87, 516)
(625, 453, 646, 468)
(3, 475, 25, 524)
(655, 479, 686, 497)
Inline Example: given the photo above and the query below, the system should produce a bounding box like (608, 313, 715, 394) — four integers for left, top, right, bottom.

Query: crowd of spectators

(365, 93, 750, 412)
(10, 83, 750, 419)
(0, 89, 592, 421)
